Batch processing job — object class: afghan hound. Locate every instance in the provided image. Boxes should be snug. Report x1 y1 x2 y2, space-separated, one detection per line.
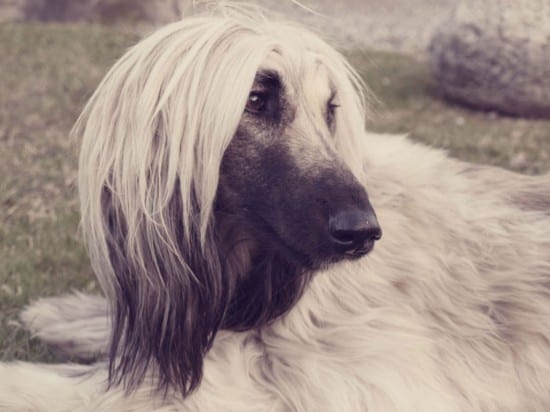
2 9 550 412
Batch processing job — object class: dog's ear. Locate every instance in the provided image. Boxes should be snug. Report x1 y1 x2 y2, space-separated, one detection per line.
101 182 230 396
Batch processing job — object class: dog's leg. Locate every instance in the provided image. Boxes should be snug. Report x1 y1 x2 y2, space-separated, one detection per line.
0 362 178 411
0 333 279 411
21 293 109 359
0 362 104 412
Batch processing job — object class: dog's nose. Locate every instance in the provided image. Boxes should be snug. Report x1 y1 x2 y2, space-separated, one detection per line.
329 209 382 256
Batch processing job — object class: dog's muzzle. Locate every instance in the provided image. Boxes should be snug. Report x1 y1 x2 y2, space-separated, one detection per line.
329 209 382 257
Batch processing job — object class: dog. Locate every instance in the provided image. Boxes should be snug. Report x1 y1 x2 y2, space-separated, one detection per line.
1 9 550 412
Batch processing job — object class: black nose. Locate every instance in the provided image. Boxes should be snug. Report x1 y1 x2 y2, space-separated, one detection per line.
329 209 382 256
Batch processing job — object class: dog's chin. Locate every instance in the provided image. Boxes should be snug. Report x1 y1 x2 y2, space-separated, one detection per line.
309 251 370 272
285 240 376 272
343 239 376 259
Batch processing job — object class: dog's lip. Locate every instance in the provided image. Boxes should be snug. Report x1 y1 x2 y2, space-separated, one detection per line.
343 239 375 258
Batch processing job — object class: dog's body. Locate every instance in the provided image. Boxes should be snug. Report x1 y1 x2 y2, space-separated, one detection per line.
2 10 550 412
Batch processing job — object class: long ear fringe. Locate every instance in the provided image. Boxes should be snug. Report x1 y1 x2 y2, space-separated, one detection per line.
102 183 233 395
75 16 269 395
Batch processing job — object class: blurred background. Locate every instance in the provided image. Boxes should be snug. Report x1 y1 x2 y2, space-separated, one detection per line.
0 0 549 361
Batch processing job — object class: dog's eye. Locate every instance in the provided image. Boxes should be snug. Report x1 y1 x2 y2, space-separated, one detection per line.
246 92 267 114
326 101 339 126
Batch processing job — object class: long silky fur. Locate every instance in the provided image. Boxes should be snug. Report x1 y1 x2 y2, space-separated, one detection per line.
2 10 550 412
72 9 366 396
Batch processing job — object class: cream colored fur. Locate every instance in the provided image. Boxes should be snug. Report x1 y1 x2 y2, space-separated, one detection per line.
1 133 550 411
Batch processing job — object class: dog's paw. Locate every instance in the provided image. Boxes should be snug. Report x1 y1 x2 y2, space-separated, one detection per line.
21 293 109 359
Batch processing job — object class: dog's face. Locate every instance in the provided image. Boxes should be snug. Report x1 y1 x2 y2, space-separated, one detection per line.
78 17 382 397
217 54 381 328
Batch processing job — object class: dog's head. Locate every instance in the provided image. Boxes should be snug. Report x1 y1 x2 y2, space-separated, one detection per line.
76 14 380 396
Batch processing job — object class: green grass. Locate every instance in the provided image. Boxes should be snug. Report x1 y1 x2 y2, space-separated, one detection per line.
0 23 139 361
1 24 549 363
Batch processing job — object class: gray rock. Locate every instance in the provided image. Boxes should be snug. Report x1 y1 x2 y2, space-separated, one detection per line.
0 0 26 23
429 0 550 118
0 0 191 23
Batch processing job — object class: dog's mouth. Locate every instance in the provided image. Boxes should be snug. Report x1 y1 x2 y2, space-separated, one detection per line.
256 225 378 272
344 239 376 258
216 203 381 274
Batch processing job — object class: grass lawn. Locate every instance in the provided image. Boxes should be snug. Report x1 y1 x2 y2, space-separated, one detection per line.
1 23 549 363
